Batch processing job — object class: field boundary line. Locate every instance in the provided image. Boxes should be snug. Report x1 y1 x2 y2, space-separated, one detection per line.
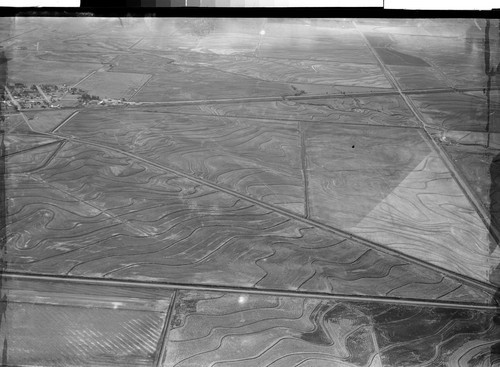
126 86 500 106
71 70 97 88
128 74 154 101
42 132 500 294
352 21 500 249
3 272 497 310
155 290 177 367
52 111 80 133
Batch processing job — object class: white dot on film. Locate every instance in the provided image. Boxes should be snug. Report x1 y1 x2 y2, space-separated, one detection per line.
259 30 266 36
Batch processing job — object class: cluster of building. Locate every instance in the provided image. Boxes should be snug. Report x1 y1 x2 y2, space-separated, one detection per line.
3 83 92 110
5 83 49 109
84 97 132 106
2 82 140 111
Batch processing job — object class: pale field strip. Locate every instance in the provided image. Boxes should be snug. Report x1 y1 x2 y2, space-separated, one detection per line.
353 21 500 251
3 273 498 311
77 71 153 101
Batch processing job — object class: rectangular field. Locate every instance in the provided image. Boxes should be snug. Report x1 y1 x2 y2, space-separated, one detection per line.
77 71 152 100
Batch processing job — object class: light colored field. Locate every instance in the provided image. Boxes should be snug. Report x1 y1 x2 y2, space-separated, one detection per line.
305 123 500 283
2 114 32 134
24 109 77 133
131 64 294 102
3 134 60 155
7 51 100 85
77 71 151 100
114 52 392 97
59 94 80 107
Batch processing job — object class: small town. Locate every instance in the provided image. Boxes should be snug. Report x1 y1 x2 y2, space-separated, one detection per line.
2 82 131 111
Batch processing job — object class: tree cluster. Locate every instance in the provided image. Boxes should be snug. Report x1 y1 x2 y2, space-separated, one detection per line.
79 92 100 102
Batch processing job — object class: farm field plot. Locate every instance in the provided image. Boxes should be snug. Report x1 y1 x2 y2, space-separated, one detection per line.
5 18 144 54
204 58 391 89
5 140 494 304
163 291 380 367
170 53 391 89
443 144 495 211
110 53 176 74
5 51 101 85
304 123 499 284
2 134 60 155
140 94 419 127
1 114 32 134
410 92 500 132
130 63 298 102
130 19 266 54
35 51 116 65
53 35 142 54
58 108 500 285
113 52 393 91
24 109 77 133
122 49 393 103
134 34 260 55
131 36 199 52
387 64 452 90
263 21 359 40
0 25 124 60
362 28 500 89
171 18 265 38
59 110 306 214
59 94 81 107
1 278 173 367
127 61 390 103
257 36 378 64
77 71 152 100
162 290 500 367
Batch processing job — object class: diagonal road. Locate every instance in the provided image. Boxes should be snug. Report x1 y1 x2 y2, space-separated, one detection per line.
353 20 500 260
31 128 499 297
